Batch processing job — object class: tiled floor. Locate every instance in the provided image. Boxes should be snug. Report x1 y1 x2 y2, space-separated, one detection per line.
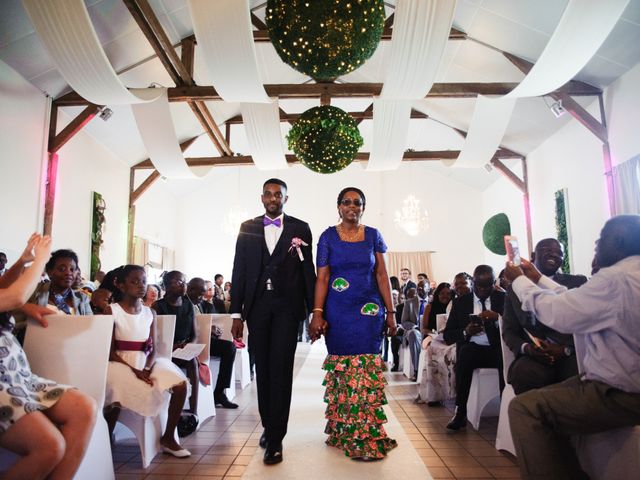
111 345 519 479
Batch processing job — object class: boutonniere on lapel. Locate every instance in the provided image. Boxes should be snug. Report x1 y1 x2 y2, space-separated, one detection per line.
288 237 308 261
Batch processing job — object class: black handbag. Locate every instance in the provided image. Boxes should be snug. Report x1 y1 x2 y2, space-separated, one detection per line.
177 413 198 437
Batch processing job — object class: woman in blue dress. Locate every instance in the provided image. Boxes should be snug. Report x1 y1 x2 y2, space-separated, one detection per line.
310 187 398 460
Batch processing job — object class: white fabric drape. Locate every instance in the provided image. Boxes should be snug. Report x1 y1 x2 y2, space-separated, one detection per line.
454 96 516 168
131 89 202 179
612 155 640 215
187 0 269 103
455 0 629 168
366 100 412 171
380 0 455 100
504 0 630 99
368 0 455 171
241 101 288 170
22 0 161 105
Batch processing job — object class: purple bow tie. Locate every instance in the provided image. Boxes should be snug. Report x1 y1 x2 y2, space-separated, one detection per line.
263 217 282 228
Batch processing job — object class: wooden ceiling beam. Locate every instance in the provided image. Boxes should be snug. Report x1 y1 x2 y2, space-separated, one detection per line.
49 104 102 153
132 149 519 169
130 170 161 205
55 81 601 106
491 157 525 193
250 12 268 31
250 27 466 42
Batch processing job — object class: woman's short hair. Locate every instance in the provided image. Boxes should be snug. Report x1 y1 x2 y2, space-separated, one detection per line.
45 249 79 272
337 187 366 207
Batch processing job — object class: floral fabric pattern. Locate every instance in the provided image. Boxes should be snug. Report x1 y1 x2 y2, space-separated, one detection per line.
322 354 397 458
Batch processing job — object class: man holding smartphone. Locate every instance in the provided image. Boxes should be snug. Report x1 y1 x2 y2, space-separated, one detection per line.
443 265 506 431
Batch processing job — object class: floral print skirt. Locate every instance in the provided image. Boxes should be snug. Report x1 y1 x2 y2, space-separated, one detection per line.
322 354 397 459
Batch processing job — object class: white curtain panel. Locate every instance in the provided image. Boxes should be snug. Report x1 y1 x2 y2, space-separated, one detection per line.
366 99 413 171
188 0 270 103
612 155 640 215
22 0 161 105
504 0 630 99
241 101 288 171
380 0 456 100
131 89 202 179
454 96 516 168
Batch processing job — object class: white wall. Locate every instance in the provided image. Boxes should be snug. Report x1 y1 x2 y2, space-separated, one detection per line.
1 58 130 275
172 161 486 285
0 59 48 260
53 111 130 274
133 176 180 251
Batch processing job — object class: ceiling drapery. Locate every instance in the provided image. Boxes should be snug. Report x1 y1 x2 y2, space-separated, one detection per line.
367 0 456 171
188 0 287 170
22 0 161 105
456 0 630 168
131 89 208 179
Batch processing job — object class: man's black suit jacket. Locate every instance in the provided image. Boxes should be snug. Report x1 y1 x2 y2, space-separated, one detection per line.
502 273 587 355
443 290 506 348
230 214 316 322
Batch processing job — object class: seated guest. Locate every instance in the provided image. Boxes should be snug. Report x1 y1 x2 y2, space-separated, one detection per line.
91 266 121 314
505 215 640 479
186 277 238 408
503 238 587 394
200 280 216 313
223 281 232 303
152 271 199 416
0 234 97 479
444 265 505 430
13 249 92 343
143 283 161 308
104 265 190 458
398 280 429 380
0 251 7 276
447 272 472 315
496 269 510 292
212 274 226 313
399 267 416 296
421 282 452 334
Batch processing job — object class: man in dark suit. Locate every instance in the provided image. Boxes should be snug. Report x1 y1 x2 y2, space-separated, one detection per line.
399 267 417 296
444 265 506 430
503 238 587 394
230 178 316 465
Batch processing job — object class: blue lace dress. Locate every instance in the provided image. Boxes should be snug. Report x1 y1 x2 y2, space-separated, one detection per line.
316 226 397 459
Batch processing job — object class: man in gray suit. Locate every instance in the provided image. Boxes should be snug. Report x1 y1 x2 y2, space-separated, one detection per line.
399 280 428 380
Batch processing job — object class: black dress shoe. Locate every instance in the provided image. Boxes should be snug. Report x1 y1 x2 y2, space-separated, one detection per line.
427 401 443 407
446 410 467 431
214 393 239 409
259 431 267 449
263 443 283 465
391 365 399 372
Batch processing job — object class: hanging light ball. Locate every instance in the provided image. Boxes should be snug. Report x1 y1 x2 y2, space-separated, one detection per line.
287 105 363 174
265 0 385 82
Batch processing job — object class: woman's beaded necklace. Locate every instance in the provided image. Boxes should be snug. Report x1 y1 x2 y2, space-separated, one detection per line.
336 223 364 242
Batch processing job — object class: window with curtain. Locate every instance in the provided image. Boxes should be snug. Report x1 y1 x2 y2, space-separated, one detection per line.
612 155 640 215
132 236 175 284
386 251 434 285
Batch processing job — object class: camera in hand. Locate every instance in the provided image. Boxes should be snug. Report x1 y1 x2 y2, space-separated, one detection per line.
469 314 482 326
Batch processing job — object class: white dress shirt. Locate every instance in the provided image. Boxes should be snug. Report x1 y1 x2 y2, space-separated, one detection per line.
264 214 284 255
512 255 640 393
469 293 491 346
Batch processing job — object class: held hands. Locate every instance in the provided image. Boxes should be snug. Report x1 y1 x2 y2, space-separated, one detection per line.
231 318 244 341
309 313 328 343
19 233 52 266
524 343 554 365
465 322 484 337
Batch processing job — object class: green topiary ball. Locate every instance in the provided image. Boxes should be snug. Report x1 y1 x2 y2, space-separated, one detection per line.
287 105 363 174
483 213 511 255
265 0 385 82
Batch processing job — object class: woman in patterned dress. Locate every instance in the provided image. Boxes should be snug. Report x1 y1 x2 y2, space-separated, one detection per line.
0 234 97 480
309 187 398 460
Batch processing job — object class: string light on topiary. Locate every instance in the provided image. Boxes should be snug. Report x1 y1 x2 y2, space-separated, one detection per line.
287 105 363 174
265 0 385 81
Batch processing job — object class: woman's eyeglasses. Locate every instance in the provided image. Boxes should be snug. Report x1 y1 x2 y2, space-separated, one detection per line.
340 199 363 207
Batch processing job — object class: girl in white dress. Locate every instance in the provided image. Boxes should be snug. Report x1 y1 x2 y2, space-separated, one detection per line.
104 265 190 458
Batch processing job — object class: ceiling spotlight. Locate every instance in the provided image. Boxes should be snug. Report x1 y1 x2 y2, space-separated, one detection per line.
99 107 113 122
549 99 566 118
484 163 493 173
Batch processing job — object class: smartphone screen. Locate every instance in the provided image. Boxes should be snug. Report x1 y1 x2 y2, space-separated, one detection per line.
504 235 521 266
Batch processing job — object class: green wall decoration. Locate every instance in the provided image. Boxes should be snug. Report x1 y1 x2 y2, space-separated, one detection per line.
265 0 385 82
287 105 363 174
554 189 571 273
90 192 106 280
482 213 511 255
